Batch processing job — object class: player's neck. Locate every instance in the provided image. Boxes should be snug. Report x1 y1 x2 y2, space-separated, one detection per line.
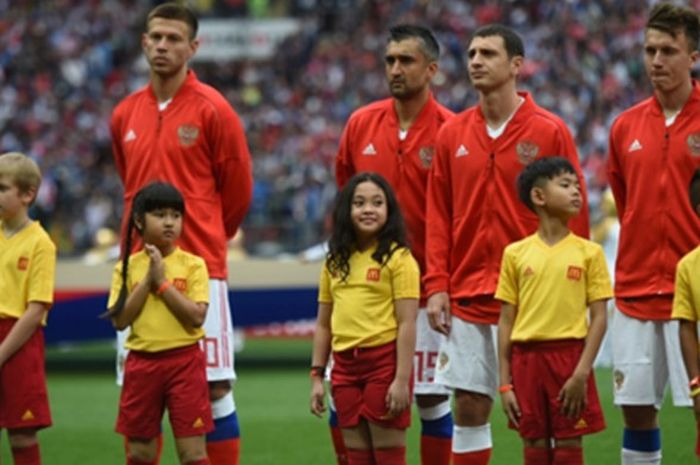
2 212 31 238
479 85 521 128
394 89 430 131
536 215 570 246
655 80 693 117
150 67 189 103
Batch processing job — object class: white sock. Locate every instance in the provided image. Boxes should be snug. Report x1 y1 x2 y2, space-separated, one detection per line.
453 424 492 453
211 393 236 419
622 448 662 465
417 400 452 421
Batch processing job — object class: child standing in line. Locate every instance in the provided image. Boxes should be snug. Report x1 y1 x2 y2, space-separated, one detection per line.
495 157 613 465
673 168 700 463
310 172 419 465
0 152 56 465
106 182 212 465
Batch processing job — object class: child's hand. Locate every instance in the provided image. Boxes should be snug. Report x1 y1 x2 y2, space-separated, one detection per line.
309 378 326 418
500 390 521 427
144 244 165 289
383 378 411 419
558 373 587 419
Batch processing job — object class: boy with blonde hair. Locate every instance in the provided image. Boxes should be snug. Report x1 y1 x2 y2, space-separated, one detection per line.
0 152 56 465
496 157 612 465
673 167 700 462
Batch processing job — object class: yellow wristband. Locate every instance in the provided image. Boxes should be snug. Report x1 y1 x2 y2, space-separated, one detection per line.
690 386 700 398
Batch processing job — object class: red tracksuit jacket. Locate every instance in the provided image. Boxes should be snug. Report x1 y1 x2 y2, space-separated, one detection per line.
111 70 253 279
425 92 590 324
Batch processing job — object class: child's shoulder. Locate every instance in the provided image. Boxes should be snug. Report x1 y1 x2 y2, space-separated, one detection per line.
388 244 415 261
567 233 605 255
171 247 207 267
32 221 56 247
503 233 539 254
679 244 700 269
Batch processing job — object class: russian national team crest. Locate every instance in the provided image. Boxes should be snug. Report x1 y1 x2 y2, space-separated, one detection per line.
516 140 540 165
687 132 700 157
418 146 435 168
178 124 200 147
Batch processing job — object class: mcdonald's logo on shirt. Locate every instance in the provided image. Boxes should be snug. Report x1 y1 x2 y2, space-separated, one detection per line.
567 266 583 281
17 257 29 271
366 268 381 282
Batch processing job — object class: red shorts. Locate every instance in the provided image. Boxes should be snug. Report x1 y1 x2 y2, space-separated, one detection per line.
510 339 605 439
117 343 213 438
331 342 412 430
0 318 51 430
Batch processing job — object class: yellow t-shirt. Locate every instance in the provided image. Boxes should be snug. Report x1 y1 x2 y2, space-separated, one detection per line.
495 233 613 342
318 245 420 352
0 220 56 325
108 247 209 352
672 245 700 325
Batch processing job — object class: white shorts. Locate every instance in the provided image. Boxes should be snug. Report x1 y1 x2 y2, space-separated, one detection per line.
414 308 450 395
116 278 237 385
611 308 691 408
434 317 498 398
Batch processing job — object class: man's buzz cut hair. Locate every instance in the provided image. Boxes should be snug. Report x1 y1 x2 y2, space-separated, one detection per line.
472 23 525 59
147 2 198 40
388 24 440 62
0 152 42 195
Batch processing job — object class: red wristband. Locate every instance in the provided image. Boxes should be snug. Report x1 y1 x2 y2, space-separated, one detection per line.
310 366 325 379
156 281 171 296
498 384 513 393
690 376 700 390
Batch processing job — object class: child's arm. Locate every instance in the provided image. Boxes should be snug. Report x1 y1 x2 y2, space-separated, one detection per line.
498 302 521 426
146 244 207 327
558 298 607 418
679 319 700 417
310 302 332 417
385 297 418 418
111 279 150 330
0 302 48 367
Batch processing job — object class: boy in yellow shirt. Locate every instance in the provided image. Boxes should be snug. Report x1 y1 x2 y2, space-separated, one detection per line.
496 156 613 465
673 167 700 461
0 152 56 465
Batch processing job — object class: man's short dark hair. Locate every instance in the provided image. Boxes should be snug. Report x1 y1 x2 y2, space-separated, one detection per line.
517 157 577 212
647 2 700 53
690 168 700 212
472 24 524 59
147 2 198 40
388 24 440 62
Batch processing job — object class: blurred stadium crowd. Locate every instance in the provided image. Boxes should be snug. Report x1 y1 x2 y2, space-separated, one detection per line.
1 0 698 257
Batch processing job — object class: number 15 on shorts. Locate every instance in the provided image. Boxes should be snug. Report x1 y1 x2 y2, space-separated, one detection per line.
414 351 438 383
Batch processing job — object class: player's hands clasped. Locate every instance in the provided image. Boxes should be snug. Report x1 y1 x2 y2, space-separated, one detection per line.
427 292 451 336
558 373 587 419
144 243 166 291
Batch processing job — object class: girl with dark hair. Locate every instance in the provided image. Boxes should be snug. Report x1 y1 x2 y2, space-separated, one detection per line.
310 172 419 465
106 181 213 465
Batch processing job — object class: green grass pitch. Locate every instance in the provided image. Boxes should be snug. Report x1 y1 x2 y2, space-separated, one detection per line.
1 339 696 464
